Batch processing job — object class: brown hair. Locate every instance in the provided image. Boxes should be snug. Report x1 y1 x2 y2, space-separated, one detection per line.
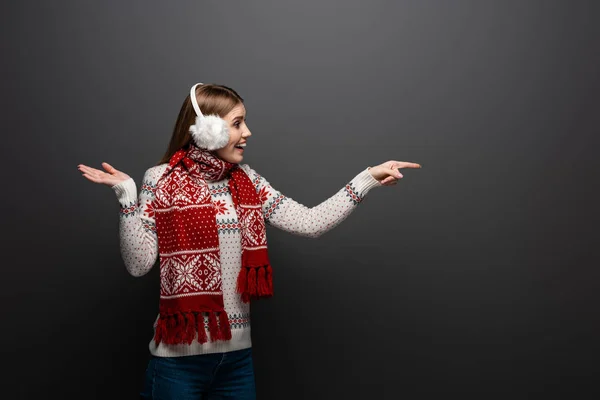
157 84 244 165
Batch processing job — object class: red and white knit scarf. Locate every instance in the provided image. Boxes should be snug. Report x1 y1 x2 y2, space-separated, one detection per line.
151 144 273 345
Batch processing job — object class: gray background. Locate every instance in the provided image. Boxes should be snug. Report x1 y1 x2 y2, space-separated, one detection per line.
2 0 599 398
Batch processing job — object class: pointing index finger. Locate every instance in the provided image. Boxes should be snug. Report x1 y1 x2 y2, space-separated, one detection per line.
394 161 421 169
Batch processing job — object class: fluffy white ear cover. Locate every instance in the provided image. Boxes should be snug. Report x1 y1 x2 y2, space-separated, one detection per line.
189 115 230 150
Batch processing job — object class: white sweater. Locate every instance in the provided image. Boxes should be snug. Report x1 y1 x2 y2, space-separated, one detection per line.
112 163 382 357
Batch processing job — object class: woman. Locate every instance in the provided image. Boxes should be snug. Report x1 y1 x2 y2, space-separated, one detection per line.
78 83 421 399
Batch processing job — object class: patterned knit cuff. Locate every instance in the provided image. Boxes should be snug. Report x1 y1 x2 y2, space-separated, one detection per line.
111 178 138 207
351 168 382 196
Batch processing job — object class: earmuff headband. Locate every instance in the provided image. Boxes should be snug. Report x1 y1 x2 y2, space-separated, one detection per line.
188 82 230 151
190 82 204 118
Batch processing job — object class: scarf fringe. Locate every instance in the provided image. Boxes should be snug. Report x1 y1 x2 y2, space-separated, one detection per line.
153 311 232 345
196 312 208 344
208 312 221 341
185 313 196 344
236 265 274 303
236 267 247 296
218 311 232 340
248 268 257 297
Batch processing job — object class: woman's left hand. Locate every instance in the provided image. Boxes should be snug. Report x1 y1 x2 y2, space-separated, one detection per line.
368 160 422 186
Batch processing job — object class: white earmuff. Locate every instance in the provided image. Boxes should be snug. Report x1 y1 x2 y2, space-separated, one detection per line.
189 83 230 150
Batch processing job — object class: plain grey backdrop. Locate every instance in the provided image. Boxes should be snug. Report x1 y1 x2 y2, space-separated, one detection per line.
2 0 599 398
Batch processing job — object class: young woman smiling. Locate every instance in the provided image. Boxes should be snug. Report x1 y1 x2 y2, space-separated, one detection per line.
78 83 421 399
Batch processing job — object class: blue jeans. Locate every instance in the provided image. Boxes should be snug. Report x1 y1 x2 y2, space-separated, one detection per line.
140 348 256 399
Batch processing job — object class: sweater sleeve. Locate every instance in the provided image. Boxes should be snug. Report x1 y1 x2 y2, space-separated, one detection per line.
239 164 382 238
111 165 165 277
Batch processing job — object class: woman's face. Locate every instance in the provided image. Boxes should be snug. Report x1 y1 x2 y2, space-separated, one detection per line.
214 103 251 164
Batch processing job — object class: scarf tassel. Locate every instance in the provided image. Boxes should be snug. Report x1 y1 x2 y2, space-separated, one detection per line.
196 312 208 344
236 265 274 303
165 314 176 345
207 311 231 341
155 311 226 345
174 312 186 343
257 265 269 296
218 311 232 341
248 267 258 297
208 312 221 341
236 266 248 295
184 313 196 345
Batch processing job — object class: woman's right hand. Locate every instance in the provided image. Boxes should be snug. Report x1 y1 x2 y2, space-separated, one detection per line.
77 162 131 187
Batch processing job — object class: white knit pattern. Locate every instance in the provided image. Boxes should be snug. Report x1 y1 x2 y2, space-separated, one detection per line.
111 163 382 356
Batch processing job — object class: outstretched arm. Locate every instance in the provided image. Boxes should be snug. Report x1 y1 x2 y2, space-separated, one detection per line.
240 164 383 238
111 166 165 276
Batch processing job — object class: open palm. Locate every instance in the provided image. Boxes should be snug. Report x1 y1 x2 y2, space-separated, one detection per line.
77 162 131 187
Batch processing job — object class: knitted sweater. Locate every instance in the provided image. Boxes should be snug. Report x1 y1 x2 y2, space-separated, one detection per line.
112 163 382 357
